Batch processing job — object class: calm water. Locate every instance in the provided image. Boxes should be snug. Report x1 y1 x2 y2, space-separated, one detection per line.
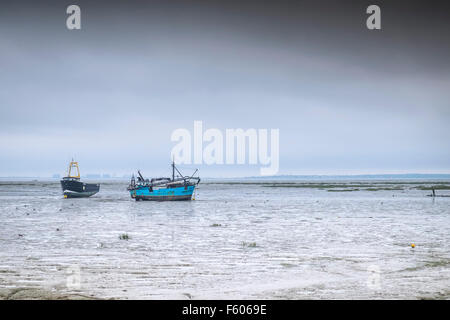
0 180 449 299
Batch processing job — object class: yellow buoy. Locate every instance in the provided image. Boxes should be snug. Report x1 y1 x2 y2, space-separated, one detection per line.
411 243 415 248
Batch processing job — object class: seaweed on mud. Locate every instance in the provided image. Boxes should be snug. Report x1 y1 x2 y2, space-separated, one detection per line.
0 287 97 300
424 259 450 268
364 187 404 191
206 180 450 185
263 184 368 189
210 223 222 227
415 185 450 190
206 181 450 194
242 241 257 248
119 233 130 240
280 263 296 268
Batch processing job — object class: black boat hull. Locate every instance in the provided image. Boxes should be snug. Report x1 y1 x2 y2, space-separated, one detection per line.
60 179 100 198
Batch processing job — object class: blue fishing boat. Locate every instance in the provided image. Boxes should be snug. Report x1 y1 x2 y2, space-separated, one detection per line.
127 161 200 201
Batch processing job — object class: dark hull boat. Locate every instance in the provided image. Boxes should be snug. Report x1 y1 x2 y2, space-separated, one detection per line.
60 161 100 198
61 178 100 198
127 160 200 201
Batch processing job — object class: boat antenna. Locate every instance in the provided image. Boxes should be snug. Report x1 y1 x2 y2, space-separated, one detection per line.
174 162 185 180
186 169 198 181
137 170 145 181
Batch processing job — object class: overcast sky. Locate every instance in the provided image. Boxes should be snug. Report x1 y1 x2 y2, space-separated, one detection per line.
1 0 449 177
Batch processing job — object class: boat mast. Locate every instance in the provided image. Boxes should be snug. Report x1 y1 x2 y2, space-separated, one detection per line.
172 158 175 181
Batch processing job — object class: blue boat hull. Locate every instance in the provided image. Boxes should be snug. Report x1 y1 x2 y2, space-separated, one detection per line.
130 185 195 201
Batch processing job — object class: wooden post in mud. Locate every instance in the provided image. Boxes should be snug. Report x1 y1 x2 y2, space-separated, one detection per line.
432 188 436 197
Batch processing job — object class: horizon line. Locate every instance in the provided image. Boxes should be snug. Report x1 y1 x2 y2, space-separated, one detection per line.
2 173 450 180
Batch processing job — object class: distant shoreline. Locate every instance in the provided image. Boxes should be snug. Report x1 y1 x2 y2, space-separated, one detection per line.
1 173 450 182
